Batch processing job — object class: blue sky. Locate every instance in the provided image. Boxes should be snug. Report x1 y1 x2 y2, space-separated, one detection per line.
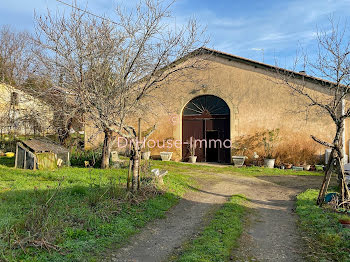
1 0 350 70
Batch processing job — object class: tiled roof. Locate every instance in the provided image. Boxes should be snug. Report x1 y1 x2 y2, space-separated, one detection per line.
193 47 335 87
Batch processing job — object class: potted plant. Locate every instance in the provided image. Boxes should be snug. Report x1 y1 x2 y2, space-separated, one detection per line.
142 144 151 160
263 129 279 168
232 146 247 167
140 126 156 161
283 163 293 169
160 151 172 161
188 137 197 163
160 137 173 161
302 162 311 171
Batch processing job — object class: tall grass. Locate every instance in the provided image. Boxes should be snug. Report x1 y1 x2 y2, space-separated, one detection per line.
296 190 350 261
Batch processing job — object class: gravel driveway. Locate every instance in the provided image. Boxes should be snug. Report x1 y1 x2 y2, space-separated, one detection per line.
104 173 325 262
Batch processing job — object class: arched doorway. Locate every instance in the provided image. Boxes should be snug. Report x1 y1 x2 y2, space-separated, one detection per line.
182 95 230 163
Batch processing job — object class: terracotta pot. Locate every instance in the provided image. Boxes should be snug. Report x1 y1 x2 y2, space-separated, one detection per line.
339 219 350 229
339 219 350 225
284 163 292 169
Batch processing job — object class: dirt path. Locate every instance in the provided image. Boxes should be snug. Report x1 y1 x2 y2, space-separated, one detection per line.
104 173 325 262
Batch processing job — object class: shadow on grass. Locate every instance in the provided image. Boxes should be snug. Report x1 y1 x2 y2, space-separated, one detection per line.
255 175 337 191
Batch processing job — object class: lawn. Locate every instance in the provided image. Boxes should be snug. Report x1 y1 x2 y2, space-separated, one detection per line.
171 195 248 262
0 162 195 261
296 190 350 261
0 157 323 261
152 160 322 177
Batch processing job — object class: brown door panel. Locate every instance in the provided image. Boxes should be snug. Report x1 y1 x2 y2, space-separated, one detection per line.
182 119 205 162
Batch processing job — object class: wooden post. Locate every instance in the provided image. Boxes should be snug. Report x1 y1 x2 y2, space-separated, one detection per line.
127 159 132 190
14 143 18 168
138 118 141 190
23 148 27 170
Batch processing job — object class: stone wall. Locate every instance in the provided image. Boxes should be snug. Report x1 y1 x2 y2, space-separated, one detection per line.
85 54 348 163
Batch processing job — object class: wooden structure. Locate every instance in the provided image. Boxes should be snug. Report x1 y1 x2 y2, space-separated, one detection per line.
15 139 70 170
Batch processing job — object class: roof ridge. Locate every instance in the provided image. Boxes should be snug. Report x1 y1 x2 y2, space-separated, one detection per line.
196 47 335 87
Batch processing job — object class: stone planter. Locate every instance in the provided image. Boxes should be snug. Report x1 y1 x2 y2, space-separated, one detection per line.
303 164 311 171
264 158 275 168
189 156 197 163
142 151 151 160
232 156 246 167
160 152 173 161
110 151 119 162
292 166 304 171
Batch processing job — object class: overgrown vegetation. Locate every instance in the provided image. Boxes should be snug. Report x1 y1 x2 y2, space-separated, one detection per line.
0 163 195 261
70 149 102 167
296 190 350 261
172 195 248 262
233 131 321 166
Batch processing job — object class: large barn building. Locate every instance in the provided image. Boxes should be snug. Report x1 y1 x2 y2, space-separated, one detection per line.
85 48 348 164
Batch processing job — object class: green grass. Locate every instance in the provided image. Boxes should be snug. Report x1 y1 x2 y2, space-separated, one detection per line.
172 195 248 262
0 164 195 261
0 158 323 261
0 156 15 167
152 160 322 177
296 190 350 262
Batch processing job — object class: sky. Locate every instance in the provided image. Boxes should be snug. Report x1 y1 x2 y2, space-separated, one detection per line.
1 0 350 71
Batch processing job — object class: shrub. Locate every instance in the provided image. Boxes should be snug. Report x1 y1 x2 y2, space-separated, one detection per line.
233 130 321 165
70 149 102 167
274 141 320 165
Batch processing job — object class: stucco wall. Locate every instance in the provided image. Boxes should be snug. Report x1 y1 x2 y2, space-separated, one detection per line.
0 84 53 135
85 55 346 163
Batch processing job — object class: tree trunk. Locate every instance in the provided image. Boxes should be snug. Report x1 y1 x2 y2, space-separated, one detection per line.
127 159 132 190
317 120 346 206
336 156 350 207
131 153 139 192
317 149 335 205
101 129 113 169
138 151 141 190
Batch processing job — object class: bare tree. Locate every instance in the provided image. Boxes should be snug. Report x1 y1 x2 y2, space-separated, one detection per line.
0 26 56 139
0 25 33 86
34 0 206 189
275 19 350 207
22 76 79 145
